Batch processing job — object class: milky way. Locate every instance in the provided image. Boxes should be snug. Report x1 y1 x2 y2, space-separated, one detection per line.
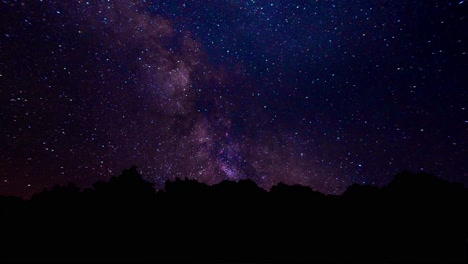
0 0 466 197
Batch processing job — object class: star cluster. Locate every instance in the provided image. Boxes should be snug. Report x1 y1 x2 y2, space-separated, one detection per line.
0 0 466 197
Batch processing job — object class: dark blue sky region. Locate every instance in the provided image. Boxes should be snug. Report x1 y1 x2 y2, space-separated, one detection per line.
0 0 466 197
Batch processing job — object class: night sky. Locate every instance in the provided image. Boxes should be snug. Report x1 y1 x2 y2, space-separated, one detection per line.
0 0 466 197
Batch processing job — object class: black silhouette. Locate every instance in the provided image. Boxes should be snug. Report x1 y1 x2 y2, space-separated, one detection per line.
0 168 466 263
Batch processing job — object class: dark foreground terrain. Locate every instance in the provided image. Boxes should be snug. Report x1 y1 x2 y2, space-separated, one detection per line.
1 167 467 263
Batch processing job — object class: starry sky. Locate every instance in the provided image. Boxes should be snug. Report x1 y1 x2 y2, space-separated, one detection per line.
0 0 466 197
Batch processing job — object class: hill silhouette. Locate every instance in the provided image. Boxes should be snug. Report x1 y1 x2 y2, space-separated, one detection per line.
0 168 467 263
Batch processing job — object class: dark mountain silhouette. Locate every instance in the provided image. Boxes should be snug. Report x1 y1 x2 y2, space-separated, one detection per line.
0 167 466 263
